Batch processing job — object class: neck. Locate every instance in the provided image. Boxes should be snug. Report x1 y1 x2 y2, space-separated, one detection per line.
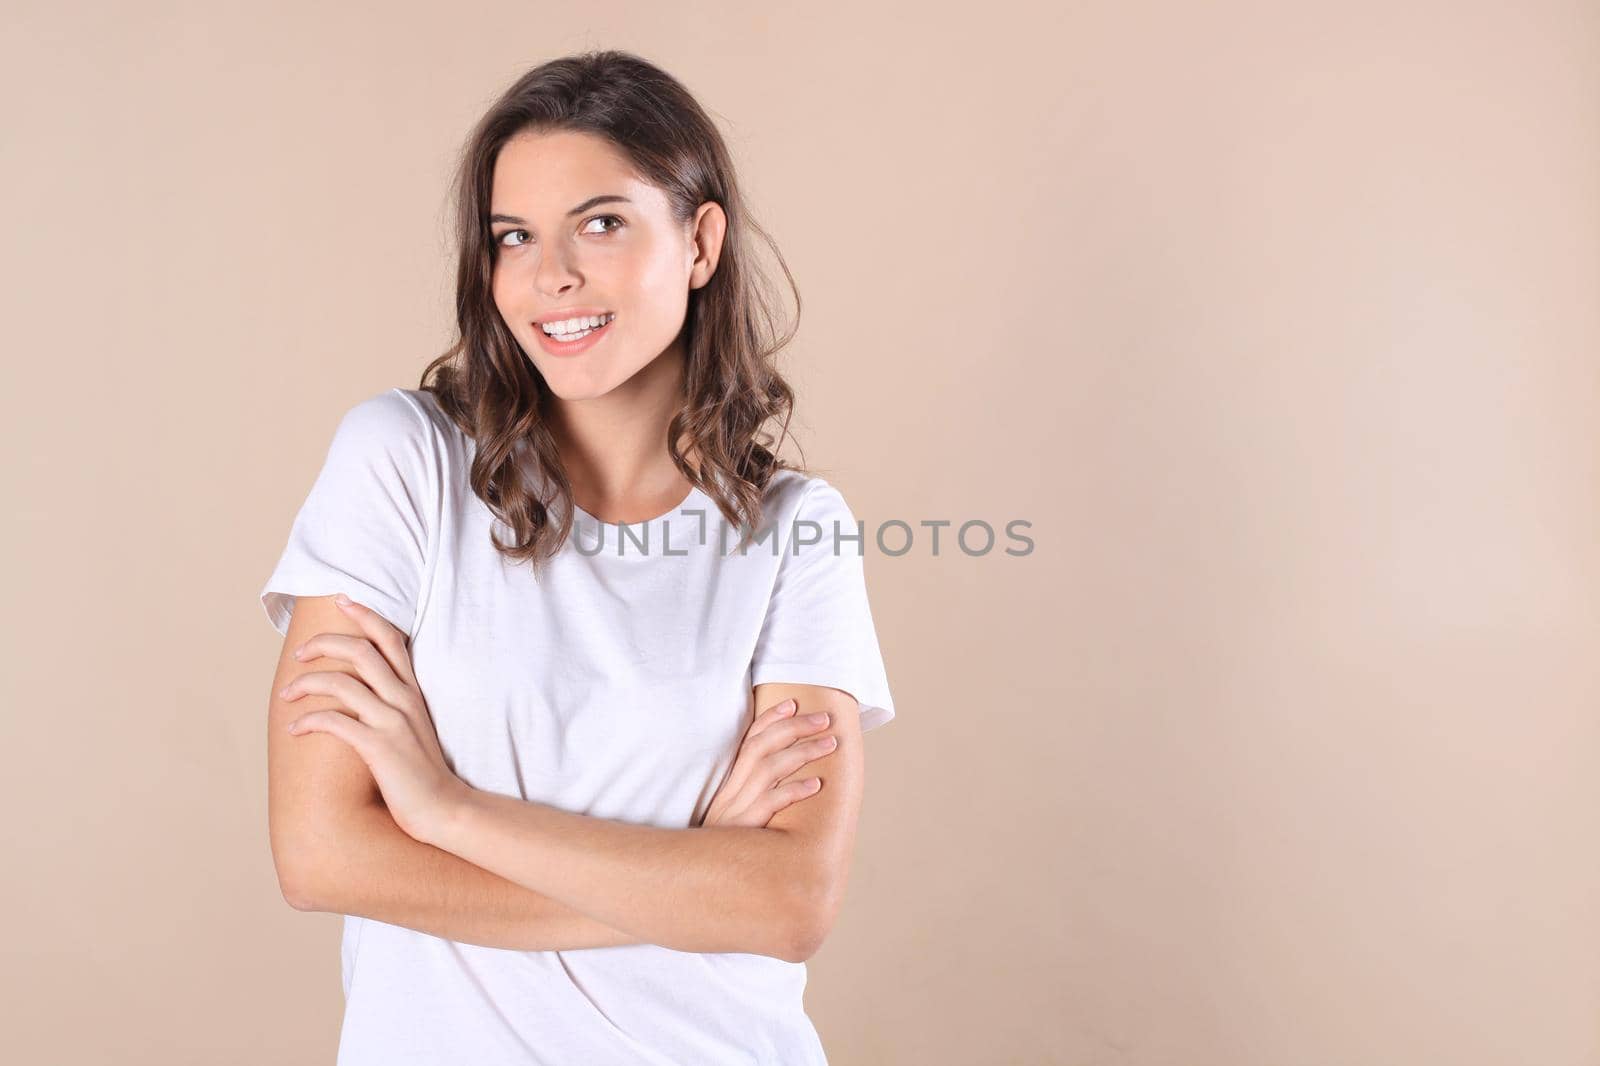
544 343 699 514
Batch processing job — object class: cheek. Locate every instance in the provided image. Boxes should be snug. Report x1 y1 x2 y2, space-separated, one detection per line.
625 251 692 323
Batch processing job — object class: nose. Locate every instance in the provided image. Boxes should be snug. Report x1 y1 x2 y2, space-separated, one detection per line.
533 239 582 297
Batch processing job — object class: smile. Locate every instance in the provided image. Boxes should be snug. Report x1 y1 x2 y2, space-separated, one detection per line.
534 313 615 357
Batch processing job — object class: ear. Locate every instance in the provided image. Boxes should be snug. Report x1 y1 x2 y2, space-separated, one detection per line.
688 200 728 290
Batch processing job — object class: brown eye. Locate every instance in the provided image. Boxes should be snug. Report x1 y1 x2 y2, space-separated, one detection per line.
584 215 624 235
495 229 530 248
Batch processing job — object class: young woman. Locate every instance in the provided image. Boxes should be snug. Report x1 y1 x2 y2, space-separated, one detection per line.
259 50 896 1065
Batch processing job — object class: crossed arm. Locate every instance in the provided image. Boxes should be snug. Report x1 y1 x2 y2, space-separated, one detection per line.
266 595 865 963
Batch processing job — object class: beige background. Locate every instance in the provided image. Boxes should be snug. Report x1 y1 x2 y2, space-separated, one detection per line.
3 2 1596 1063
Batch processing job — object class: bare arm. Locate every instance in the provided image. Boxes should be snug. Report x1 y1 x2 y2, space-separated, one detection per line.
293 799 642 951
423 681 867 964
267 594 637 951
429 794 809 961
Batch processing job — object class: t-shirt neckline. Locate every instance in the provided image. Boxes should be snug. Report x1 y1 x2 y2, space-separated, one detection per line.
571 483 708 529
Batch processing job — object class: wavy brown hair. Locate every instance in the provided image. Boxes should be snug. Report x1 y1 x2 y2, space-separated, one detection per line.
417 50 808 571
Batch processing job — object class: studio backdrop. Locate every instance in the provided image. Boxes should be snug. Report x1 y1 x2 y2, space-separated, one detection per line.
2 3 1596 1064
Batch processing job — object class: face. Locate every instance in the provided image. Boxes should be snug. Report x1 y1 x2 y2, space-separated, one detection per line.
488 129 723 402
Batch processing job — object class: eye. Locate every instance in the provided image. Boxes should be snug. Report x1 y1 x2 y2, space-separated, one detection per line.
583 214 624 235
493 216 622 248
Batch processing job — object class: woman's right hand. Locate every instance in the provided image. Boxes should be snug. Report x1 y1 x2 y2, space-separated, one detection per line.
700 698 838 828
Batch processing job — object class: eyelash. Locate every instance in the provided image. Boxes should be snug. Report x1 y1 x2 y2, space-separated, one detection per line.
494 215 624 248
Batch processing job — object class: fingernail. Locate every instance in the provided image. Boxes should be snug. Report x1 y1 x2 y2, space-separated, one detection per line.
808 712 828 724
292 644 305 659
781 700 797 714
278 685 292 699
335 593 353 607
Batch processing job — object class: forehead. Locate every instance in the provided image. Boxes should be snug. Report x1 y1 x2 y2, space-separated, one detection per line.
490 130 652 212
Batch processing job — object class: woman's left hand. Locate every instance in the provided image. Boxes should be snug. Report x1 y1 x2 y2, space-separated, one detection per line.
279 593 471 846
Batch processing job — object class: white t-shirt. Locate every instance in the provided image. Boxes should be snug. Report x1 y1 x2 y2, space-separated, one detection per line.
259 386 896 1066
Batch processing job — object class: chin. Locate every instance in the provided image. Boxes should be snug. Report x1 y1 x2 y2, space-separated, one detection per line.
536 368 623 402
547 385 612 402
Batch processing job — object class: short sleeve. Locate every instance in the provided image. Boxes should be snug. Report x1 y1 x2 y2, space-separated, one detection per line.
750 479 897 732
259 389 438 639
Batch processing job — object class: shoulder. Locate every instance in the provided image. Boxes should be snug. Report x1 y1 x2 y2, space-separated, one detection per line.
763 470 857 521
758 470 863 552
391 386 457 442
758 469 823 521
312 388 444 498
324 387 447 467
331 387 435 447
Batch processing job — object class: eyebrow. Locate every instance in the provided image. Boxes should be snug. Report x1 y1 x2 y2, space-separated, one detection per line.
489 195 633 226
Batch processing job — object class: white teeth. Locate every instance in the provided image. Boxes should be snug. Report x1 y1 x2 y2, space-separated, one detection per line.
541 312 613 336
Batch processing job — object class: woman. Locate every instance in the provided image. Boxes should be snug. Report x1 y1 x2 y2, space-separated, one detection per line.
259 50 896 1065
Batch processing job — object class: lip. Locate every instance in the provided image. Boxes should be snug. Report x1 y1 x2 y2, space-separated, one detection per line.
533 312 615 358
533 307 613 325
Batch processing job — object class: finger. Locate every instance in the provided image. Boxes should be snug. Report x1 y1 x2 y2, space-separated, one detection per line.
294 632 413 708
334 594 418 686
722 707 826 811
770 711 832 747
745 698 798 740
719 701 808 807
722 731 833 818
756 777 823 825
777 777 823 800
761 734 839 781
746 710 831 762
287 708 376 759
727 699 799 776
278 670 406 731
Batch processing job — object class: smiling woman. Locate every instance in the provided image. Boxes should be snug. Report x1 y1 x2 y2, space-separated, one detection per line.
259 49 897 1066
428 66 811 557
